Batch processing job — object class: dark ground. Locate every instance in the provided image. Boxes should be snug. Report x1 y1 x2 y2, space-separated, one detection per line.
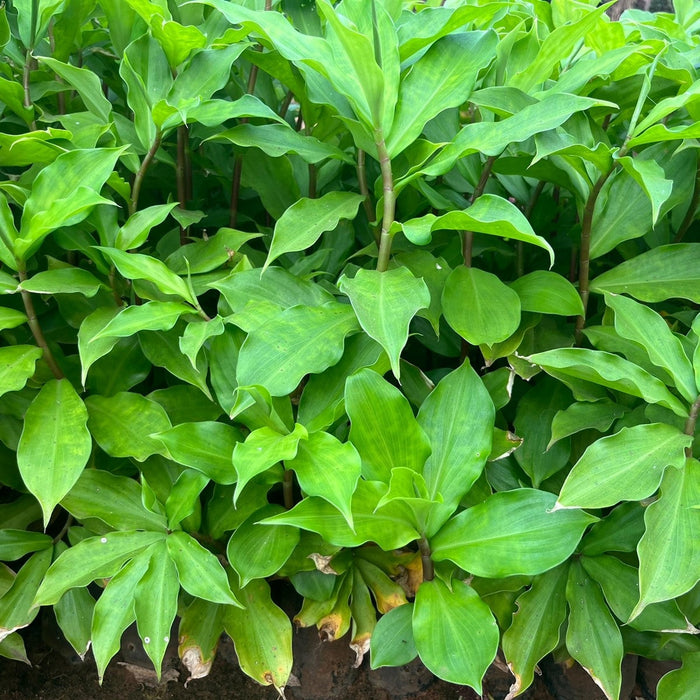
0 608 674 700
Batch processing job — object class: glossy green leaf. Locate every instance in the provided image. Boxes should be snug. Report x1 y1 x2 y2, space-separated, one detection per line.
502 564 569 698
443 266 521 346
0 530 52 560
528 348 689 418
656 652 700 700
233 423 307 501
431 489 596 577
346 368 431 482
165 469 208 529
557 424 691 510
134 540 179 679
398 195 554 265
18 268 106 297
93 301 194 340
54 583 95 660
0 632 29 664
265 192 364 270
509 271 584 316
605 293 697 403
166 531 240 606
0 308 25 332
34 531 165 606
226 505 299 587
62 469 167 532
260 480 419 550
153 421 241 483
86 392 172 462
115 203 178 251
590 244 700 304
91 550 151 682
17 379 91 527
237 303 359 397
549 400 624 447
0 548 52 642
634 460 700 618
339 268 429 379
617 156 673 227
370 603 417 669
566 560 623 700
580 502 646 557
287 431 361 528
223 578 292 691
0 346 42 398
413 579 499 692
417 362 494 507
179 316 225 369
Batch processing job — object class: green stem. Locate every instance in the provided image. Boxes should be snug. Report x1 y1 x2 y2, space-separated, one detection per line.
375 134 395 272
462 155 498 267
418 536 434 582
130 131 162 216
18 265 64 379
684 396 700 458
674 158 700 243
283 467 294 510
575 168 614 344
22 51 37 131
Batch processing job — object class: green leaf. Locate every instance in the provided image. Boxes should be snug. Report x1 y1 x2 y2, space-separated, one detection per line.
166 530 240 606
115 203 178 251
233 424 307 501
91 550 151 682
134 540 179 679
167 229 261 275
431 489 596 577
93 302 194 340
178 316 225 370
223 578 292 691
370 603 417 669
398 195 554 265
86 392 172 462
346 368 431 483
61 469 168 532
54 583 95 660
237 303 360 397
339 268 429 379
37 56 113 122
149 17 206 70
416 362 494 508
97 247 195 304
590 244 700 304
556 424 692 510
265 192 364 271
226 505 299 587
387 30 497 156
509 271 584 316
566 560 623 700
443 267 521 346
502 564 569 698
17 379 91 527
656 652 700 700
0 530 52 560
165 469 208 529
178 597 223 680
34 531 165 606
549 400 624 447
153 421 242 483
633 460 700 618
0 548 52 641
581 502 646 557
17 148 123 261
413 579 498 692
0 346 42 398
605 293 697 403
260 480 419 550
287 431 361 528
18 267 106 297
617 156 673 227
528 348 689 418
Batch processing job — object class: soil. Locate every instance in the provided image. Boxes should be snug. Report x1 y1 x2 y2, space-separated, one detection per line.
0 609 673 700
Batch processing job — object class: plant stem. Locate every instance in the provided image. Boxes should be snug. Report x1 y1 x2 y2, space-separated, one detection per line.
684 396 700 458
18 266 64 379
418 536 434 582
283 467 294 510
462 155 498 267
279 90 294 119
516 180 546 277
575 168 614 344
375 134 395 272
673 158 700 243
22 51 37 131
130 131 162 216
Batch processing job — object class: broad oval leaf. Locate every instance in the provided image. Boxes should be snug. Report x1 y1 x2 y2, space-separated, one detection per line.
443 266 521 346
557 424 692 510
115 203 178 250
93 301 194 340
18 268 106 297
431 489 596 577
370 603 417 670
509 271 584 316
17 379 92 527
0 346 42 397
656 652 700 700
413 579 498 692
339 268 430 379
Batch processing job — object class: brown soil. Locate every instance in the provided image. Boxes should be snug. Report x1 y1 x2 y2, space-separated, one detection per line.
0 610 670 700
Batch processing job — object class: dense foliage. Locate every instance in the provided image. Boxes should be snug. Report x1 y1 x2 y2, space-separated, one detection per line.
1 0 699 697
